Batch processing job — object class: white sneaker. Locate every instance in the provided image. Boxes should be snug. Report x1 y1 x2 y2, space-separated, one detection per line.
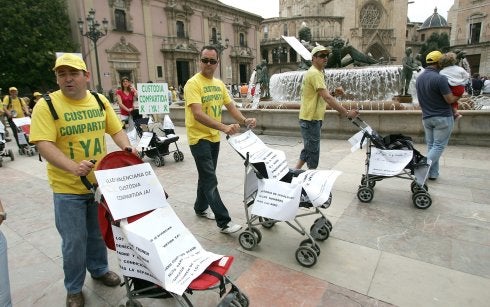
220 222 242 234
196 208 215 220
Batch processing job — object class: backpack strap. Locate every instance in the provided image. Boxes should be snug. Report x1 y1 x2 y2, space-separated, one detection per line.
43 94 59 120
90 91 106 112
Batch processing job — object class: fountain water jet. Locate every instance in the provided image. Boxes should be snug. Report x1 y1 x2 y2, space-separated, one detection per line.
269 65 404 104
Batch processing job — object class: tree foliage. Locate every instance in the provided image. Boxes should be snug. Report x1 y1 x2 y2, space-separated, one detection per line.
419 32 451 66
0 0 77 95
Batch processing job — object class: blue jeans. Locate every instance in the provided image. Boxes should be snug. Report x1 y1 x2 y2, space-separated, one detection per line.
422 116 454 178
0 230 12 307
299 120 322 169
54 193 109 294
190 140 231 228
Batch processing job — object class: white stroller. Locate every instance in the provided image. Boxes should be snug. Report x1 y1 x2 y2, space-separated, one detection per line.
0 121 15 166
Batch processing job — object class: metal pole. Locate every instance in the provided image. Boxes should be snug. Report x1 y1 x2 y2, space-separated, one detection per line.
93 40 102 93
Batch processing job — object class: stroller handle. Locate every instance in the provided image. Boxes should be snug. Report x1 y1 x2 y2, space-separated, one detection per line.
81 159 97 192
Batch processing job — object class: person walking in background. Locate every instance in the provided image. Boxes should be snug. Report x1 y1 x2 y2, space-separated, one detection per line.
415 51 460 181
29 53 137 307
116 76 138 129
184 45 256 234
295 45 358 170
439 52 470 120
0 199 12 307
2 87 30 150
29 91 43 113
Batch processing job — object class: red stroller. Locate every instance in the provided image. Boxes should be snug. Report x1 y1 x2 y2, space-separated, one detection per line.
86 150 249 307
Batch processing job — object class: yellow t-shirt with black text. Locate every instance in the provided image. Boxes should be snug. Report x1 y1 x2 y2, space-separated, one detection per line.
184 73 231 145
2 96 27 118
29 90 123 194
299 66 327 121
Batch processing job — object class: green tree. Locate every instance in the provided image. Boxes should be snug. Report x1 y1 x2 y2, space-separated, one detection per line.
0 0 77 95
419 32 450 66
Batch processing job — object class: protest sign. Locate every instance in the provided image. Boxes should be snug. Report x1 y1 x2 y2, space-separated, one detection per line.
138 132 153 149
294 170 341 206
94 163 168 220
137 83 169 115
121 206 223 295
251 179 302 221
368 148 413 176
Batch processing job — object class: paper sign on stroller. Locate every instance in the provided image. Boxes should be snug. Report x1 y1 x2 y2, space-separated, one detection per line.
294 170 342 207
368 148 413 176
121 206 223 295
252 179 302 221
228 130 289 179
95 163 168 220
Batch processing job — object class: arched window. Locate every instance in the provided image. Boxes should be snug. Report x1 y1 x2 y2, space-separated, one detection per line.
239 33 245 47
177 21 185 38
115 9 127 31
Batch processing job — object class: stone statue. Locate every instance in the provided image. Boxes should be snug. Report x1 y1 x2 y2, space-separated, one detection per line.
455 50 471 76
298 22 312 43
256 59 270 99
326 38 378 68
400 47 420 96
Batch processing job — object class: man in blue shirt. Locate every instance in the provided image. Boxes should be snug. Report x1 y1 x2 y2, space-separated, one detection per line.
415 51 459 180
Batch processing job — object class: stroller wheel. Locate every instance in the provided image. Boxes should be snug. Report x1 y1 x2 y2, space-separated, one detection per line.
361 175 376 188
295 246 318 267
258 216 275 229
357 187 374 203
247 226 262 244
8 149 14 161
173 151 180 162
411 181 429 193
310 222 330 241
238 231 258 250
153 156 165 167
299 239 321 256
125 299 143 307
412 192 432 209
178 151 184 161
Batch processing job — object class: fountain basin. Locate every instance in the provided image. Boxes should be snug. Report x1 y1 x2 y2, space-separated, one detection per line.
169 106 490 146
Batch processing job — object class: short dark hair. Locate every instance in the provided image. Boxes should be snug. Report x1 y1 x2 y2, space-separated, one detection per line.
200 45 219 60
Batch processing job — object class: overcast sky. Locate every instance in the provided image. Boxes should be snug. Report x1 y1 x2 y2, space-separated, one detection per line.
219 0 454 23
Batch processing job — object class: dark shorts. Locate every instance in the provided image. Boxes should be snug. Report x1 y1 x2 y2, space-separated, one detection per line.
299 119 322 169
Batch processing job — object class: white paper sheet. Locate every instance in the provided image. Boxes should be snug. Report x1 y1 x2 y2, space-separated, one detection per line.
294 170 342 206
95 163 168 220
251 179 302 221
228 130 289 179
368 148 414 176
12 117 31 127
138 132 153 148
122 207 223 295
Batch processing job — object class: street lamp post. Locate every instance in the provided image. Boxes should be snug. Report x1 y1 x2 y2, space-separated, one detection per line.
210 32 229 79
77 8 108 93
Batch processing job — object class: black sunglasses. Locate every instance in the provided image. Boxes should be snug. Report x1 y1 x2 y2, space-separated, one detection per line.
201 58 218 65
316 53 329 59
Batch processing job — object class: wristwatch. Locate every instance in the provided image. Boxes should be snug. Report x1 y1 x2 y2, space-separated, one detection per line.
0 212 6 221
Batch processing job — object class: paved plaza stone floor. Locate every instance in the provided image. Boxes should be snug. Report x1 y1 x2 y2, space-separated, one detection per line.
1 125 490 307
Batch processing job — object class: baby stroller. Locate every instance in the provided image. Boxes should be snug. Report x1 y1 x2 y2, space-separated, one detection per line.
12 116 36 156
0 121 15 167
350 117 432 209
228 131 336 268
133 116 184 167
83 150 248 307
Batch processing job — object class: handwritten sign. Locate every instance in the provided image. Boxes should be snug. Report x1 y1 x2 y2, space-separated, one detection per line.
228 130 289 179
368 148 413 176
251 179 302 221
94 163 168 220
294 170 341 207
121 206 223 295
137 83 169 115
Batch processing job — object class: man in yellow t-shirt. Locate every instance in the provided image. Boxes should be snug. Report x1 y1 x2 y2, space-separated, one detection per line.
184 45 256 234
295 45 359 170
29 53 137 307
2 87 30 149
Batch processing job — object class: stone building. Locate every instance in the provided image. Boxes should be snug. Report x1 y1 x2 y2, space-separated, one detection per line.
406 8 451 59
448 0 490 76
261 0 408 75
66 0 263 94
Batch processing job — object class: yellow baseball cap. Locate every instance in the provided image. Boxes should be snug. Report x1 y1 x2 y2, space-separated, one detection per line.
33 91 42 97
9 87 18 92
426 51 443 64
53 53 87 71
311 45 330 57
